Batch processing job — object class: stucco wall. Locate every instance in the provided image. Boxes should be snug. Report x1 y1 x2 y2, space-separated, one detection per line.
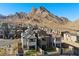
64 33 77 42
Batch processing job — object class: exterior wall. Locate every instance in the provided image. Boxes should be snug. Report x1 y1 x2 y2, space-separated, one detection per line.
69 46 74 55
51 38 54 47
56 37 61 44
41 38 47 45
21 32 37 50
53 37 61 48
40 40 47 45
38 36 54 50
21 33 26 48
64 33 71 40
70 36 77 42
27 38 37 50
27 42 36 46
38 37 49 49
64 33 77 42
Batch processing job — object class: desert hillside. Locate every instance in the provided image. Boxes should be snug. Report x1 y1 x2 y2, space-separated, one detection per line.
0 6 70 31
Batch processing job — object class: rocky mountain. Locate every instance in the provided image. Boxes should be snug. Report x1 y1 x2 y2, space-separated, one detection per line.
27 7 70 24
64 19 79 31
60 17 69 24
0 6 70 30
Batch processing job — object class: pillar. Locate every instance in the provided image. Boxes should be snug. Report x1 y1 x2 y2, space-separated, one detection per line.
69 46 74 55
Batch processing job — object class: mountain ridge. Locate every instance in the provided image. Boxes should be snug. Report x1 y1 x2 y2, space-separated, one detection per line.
0 6 70 31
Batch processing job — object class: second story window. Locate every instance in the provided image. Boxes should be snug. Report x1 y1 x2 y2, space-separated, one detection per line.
42 38 46 41
29 39 35 42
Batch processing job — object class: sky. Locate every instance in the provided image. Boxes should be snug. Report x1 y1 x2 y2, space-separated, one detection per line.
0 3 79 21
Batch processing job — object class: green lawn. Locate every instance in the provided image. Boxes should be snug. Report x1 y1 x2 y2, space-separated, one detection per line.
25 50 37 56
44 47 56 52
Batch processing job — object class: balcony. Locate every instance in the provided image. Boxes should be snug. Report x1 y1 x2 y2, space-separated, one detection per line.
27 42 36 46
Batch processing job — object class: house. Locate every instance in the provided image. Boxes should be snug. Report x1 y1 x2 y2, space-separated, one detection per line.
37 29 53 50
53 36 62 48
62 31 79 42
21 27 37 50
61 31 79 55
1 23 9 39
21 26 60 53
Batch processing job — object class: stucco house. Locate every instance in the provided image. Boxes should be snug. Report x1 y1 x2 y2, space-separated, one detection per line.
21 27 37 50
62 31 79 42
61 31 79 55
37 29 53 50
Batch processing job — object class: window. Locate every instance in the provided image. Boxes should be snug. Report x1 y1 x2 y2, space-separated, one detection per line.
30 39 33 41
42 38 46 41
29 46 35 50
29 39 35 42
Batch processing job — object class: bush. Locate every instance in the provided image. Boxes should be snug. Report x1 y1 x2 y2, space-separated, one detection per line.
25 50 37 56
44 47 56 52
